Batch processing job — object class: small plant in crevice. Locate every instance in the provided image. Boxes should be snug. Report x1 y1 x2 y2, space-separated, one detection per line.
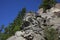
44 26 59 40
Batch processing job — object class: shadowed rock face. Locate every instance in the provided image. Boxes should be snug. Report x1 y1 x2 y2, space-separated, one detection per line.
7 5 60 40
21 21 30 30
54 11 60 17
55 3 60 9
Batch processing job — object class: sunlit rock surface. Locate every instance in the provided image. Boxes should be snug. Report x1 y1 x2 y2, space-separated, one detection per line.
7 4 60 40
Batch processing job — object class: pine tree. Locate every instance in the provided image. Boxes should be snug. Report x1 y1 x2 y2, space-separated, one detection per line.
39 0 56 13
0 25 4 33
0 8 26 40
44 26 59 40
0 25 5 40
4 8 26 34
12 7 26 33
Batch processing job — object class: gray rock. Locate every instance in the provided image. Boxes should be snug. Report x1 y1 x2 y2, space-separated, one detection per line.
7 7 60 40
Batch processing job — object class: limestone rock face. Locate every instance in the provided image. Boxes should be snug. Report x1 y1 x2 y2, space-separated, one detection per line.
55 3 60 9
7 5 60 40
37 8 43 14
7 31 26 40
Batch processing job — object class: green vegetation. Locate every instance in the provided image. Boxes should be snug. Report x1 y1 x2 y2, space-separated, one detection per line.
0 8 26 40
39 0 56 13
0 0 58 40
44 26 59 40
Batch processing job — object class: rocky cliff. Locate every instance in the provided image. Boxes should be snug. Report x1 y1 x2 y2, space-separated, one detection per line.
7 4 60 40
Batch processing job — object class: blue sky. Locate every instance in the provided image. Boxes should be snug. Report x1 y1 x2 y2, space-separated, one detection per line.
0 0 60 27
